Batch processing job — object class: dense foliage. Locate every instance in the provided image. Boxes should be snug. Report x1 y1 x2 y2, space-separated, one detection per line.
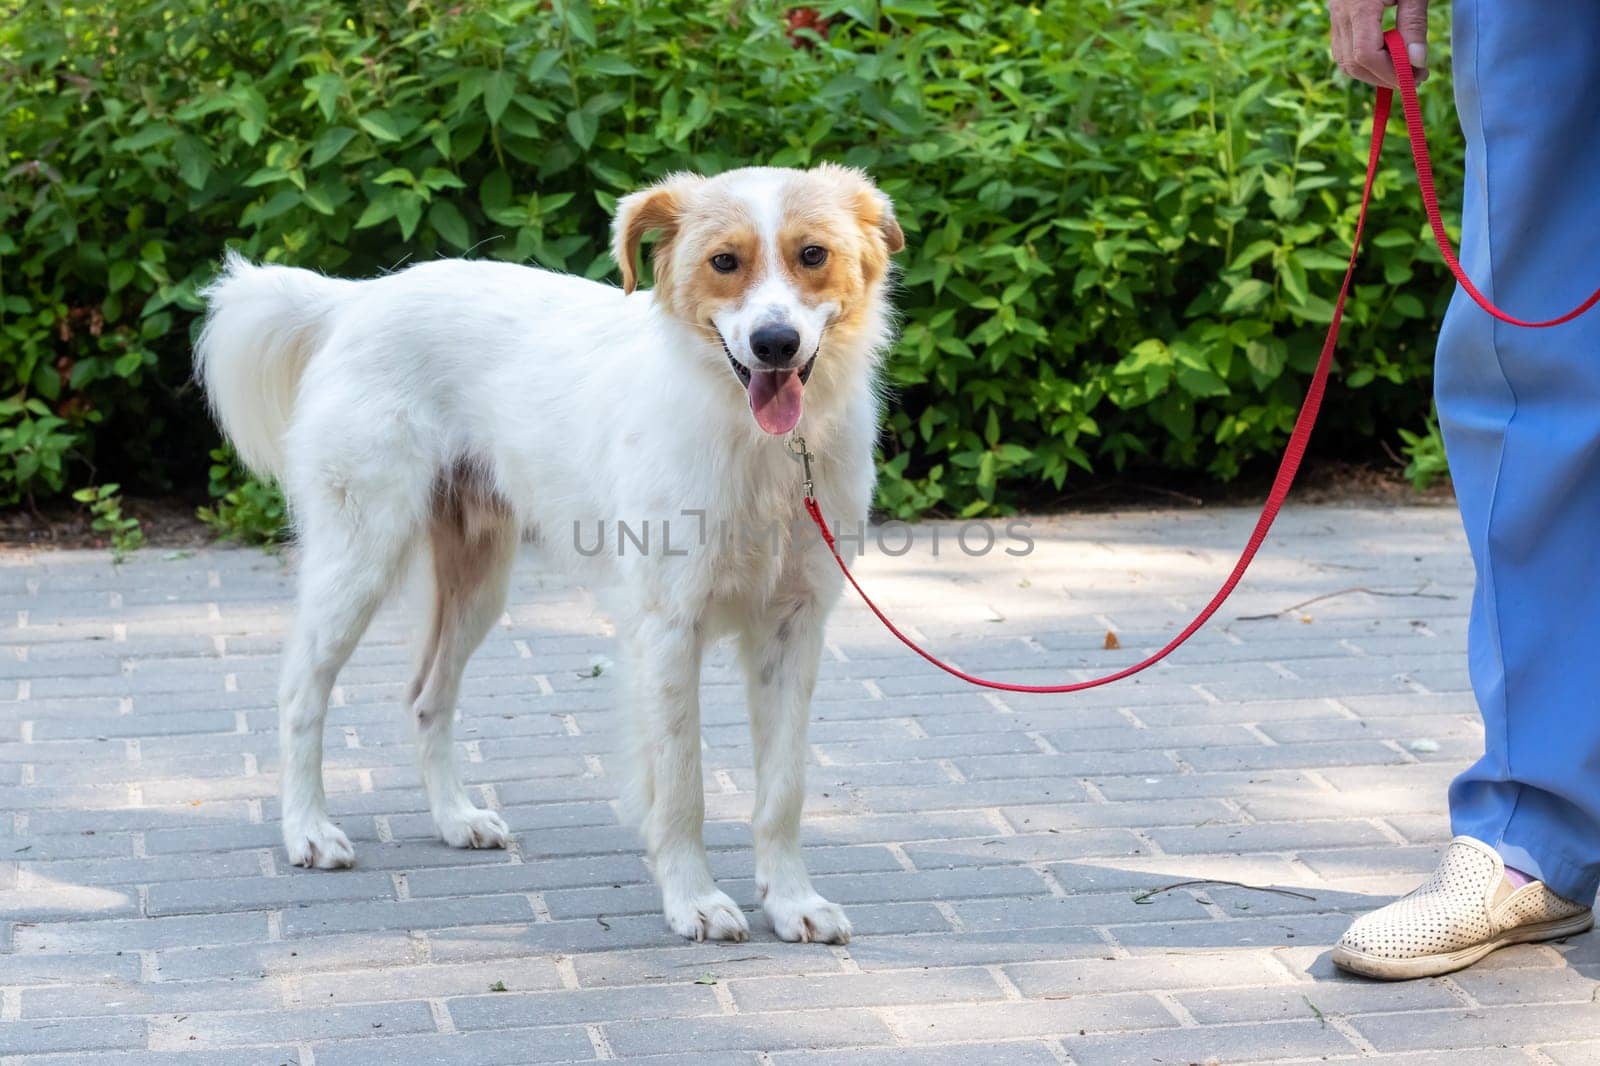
1 0 1460 527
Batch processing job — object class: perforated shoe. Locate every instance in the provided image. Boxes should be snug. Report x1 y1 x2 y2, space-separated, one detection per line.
1332 836 1592 980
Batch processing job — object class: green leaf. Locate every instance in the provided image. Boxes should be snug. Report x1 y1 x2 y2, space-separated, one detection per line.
582 55 639 77
358 112 404 143
355 195 398 230
566 108 598 150
173 136 212 190
484 70 515 126
562 0 598 47
301 186 336 216
428 201 471 249
1220 279 1271 314
305 73 343 122
113 123 178 152
1391 292 1426 318
309 127 358 168
396 196 424 240
108 261 136 293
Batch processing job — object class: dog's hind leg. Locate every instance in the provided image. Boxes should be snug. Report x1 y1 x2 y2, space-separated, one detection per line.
629 611 749 942
738 594 850 943
407 466 518 849
280 483 420 870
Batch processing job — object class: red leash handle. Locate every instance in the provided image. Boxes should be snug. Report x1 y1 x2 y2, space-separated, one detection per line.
804 32 1598 695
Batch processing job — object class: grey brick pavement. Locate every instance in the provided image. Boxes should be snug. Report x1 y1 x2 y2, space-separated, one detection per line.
3 503 1598 1064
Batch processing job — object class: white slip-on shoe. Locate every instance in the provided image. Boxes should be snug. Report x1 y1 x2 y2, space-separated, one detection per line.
1332 836 1593 980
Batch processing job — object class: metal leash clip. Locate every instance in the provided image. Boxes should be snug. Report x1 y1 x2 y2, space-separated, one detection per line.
787 434 816 499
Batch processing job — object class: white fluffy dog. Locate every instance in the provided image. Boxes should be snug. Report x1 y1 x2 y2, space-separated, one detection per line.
195 165 903 943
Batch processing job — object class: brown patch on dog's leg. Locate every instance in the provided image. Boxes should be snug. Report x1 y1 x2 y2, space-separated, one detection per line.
412 461 515 723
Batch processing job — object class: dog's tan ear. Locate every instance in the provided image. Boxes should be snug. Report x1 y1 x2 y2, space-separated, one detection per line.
813 163 904 260
867 187 905 255
612 173 700 294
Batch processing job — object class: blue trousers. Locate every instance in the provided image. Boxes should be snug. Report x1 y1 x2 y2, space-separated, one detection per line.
1439 0 1600 904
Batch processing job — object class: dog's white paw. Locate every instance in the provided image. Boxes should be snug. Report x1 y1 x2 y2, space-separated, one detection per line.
436 807 512 850
664 889 750 943
764 892 851 944
284 820 355 869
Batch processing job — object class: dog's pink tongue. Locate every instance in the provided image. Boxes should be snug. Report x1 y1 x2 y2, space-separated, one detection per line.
748 369 804 435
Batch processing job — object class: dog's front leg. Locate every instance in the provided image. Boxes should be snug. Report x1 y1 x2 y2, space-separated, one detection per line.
738 596 851 943
632 612 749 943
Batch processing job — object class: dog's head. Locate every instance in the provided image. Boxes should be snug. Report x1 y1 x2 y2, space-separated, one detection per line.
613 164 903 436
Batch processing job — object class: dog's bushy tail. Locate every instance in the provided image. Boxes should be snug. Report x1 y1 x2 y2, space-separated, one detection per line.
194 251 347 481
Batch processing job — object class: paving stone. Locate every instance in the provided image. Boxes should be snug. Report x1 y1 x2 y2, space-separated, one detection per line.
0 950 142 986
570 939 848 987
603 1009 894 1056
280 894 535 938
728 966 1005 1012
997 797 1243 832
1061 1018 1360 1064
1005 952 1289 997
902 830 1147 867
20 976 273 1018
146 871 398 916
1351 1004 1600 1052
952 889 1208 930
297 957 565 1004
404 855 652 896
888 994 1176 1042
769 1044 1061 1066
845 926 1110 970
1107 912 1355 950
2 1050 303 1066
0 883 142 922
149 1002 436 1047
307 1028 604 1066
448 982 719 1030
1449 961 1600 1004
15 911 269 953
154 930 422 982
0 1015 146 1056
1174 975 1461 1024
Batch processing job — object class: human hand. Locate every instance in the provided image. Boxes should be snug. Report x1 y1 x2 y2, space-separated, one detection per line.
1328 0 1429 88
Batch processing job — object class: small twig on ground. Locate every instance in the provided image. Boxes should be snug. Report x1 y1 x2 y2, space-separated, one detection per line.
1131 879 1317 905
1235 585 1454 622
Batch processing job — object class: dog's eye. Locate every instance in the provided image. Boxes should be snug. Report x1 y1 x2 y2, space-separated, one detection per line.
800 245 828 268
710 253 738 273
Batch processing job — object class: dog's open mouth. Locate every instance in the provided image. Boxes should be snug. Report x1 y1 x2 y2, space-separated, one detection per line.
723 345 816 436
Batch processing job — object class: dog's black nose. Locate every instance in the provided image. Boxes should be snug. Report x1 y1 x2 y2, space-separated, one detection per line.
750 324 801 367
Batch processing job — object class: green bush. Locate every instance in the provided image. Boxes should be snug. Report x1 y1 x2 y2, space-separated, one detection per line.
1 0 1460 524
71 482 146 560
196 446 287 545
1397 409 1449 491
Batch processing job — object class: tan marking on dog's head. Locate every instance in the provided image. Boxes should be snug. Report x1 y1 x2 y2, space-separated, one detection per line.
770 165 904 339
612 172 705 296
666 203 765 329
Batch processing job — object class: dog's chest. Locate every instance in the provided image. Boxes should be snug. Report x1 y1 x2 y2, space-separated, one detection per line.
702 486 804 605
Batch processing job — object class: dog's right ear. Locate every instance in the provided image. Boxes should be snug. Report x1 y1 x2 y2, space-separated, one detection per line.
612 174 700 295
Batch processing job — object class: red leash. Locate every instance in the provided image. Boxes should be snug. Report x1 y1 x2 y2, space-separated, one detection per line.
800 28 1600 695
